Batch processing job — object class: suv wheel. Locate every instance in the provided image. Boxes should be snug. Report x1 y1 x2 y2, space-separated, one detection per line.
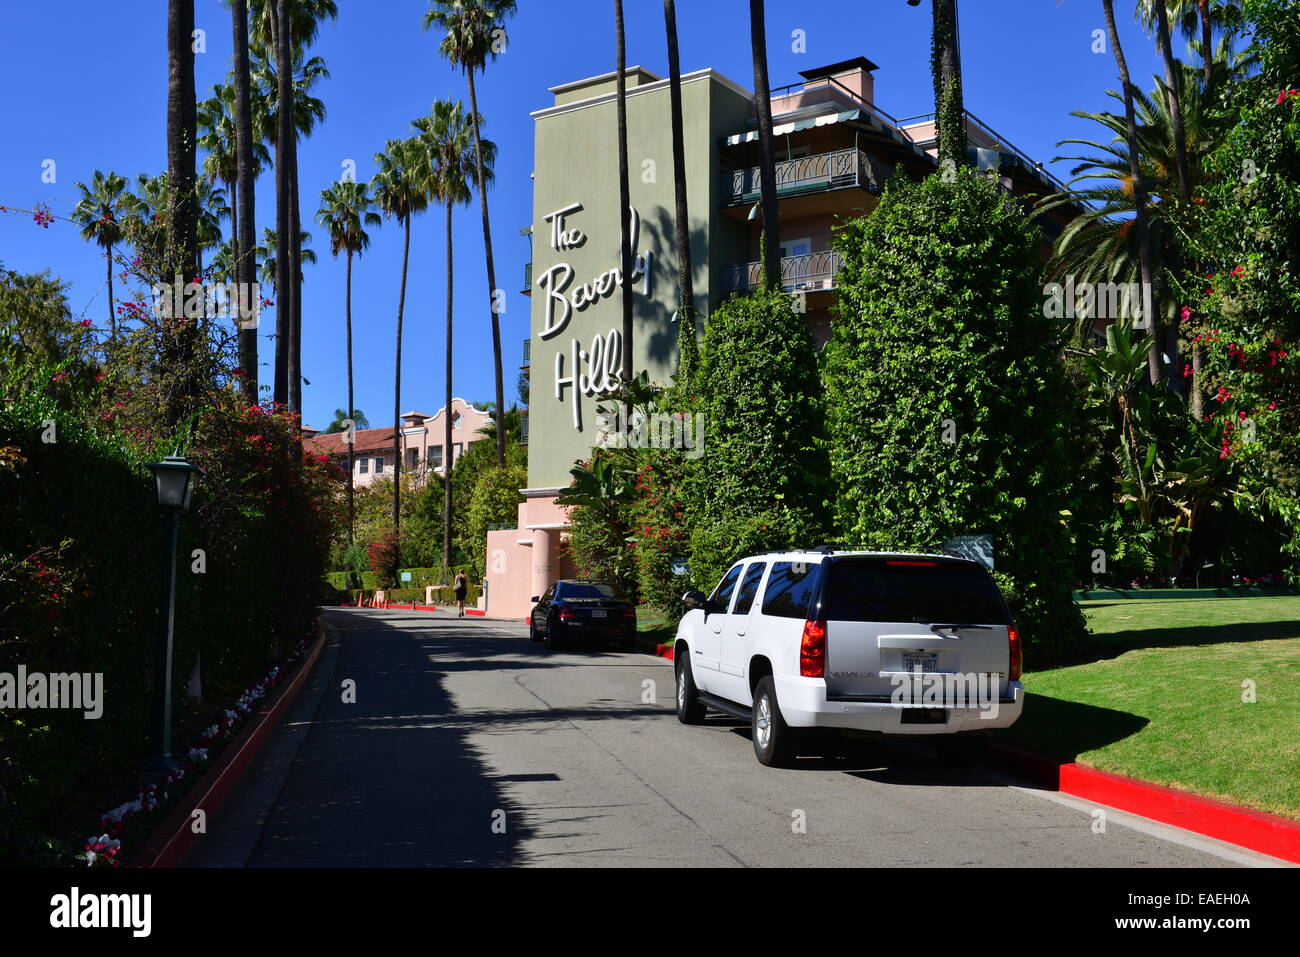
752 676 798 767
675 656 707 725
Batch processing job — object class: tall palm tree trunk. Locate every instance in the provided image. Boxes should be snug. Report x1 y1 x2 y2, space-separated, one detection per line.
749 0 780 289
1197 0 1214 90
615 0 634 382
1154 3 1191 204
1102 0 1162 385
932 0 966 168
106 245 115 338
271 0 292 407
232 0 258 403
664 0 696 381
393 215 411 533
465 73 505 468
288 159 303 416
166 0 199 429
443 201 454 571
345 248 355 544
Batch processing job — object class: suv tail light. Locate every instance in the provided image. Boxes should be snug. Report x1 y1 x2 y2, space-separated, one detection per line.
557 604 574 622
800 620 827 678
1008 626 1022 681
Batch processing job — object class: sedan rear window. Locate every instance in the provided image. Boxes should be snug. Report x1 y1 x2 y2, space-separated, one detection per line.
559 582 624 600
820 558 1008 625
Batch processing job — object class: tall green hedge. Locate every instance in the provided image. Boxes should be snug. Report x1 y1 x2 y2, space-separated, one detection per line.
823 171 1085 664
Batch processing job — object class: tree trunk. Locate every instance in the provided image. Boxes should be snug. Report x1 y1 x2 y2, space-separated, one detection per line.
444 201 454 571
749 0 780 289
615 0 634 382
1198 0 1213 92
271 0 292 407
346 248 355 545
932 0 966 169
288 158 302 416
165 0 199 429
233 0 258 403
1103 0 1162 385
1154 2 1191 205
465 72 505 468
664 0 697 382
393 214 411 533
106 245 115 339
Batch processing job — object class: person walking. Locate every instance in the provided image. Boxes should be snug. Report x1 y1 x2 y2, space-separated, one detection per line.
453 570 469 618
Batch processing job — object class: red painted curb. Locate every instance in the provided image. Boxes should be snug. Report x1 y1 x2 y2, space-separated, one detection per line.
132 629 327 868
466 609 485 617
987 741 1300 863
655 643 675 661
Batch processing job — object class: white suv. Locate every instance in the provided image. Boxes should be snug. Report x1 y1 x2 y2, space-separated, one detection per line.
672 549 1024 766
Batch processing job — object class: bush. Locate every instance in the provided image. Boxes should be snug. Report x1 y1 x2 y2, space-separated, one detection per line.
465 464 526 580
367 532 402 589
823 171 1085 665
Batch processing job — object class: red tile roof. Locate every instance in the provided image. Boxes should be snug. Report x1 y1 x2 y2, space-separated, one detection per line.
303 426 397 457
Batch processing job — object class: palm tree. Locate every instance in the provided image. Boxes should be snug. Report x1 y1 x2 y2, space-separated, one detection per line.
414 100 493 569
1100 0 1161 385
1137 0 1245 92
423 0 517 468
748 0 780 288
70 170 129 338
371 137 430 532
257 226 316 290
252 0 337 413
324 408 369 432
663 0 697 382
613 0 635 383
231 0 259 401
1146 2 1192 207
269 0 294 408
317 178 380 544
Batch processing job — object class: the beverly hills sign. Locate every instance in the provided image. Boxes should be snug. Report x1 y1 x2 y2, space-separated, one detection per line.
536 201 653 430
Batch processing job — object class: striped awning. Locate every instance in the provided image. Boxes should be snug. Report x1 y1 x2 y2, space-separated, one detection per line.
722 108 864 146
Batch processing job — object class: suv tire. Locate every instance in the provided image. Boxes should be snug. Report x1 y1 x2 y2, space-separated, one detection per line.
675 655 707 725
752 676 798 767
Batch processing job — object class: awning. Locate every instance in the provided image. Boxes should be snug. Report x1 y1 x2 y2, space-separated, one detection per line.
723 108 864 146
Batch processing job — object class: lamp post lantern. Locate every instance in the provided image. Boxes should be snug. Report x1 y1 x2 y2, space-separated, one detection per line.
141 453 201 781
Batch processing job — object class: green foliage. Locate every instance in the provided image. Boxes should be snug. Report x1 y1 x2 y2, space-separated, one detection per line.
687 506 824 596
685 283 830 539
367 532 402 589
823 172 1085 664
465 464 525 581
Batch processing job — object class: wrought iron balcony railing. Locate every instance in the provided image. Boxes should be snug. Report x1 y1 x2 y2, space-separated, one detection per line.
722 249 843 295
722 148 887 207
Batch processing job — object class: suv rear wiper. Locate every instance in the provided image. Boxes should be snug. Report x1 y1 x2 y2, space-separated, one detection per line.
928 623 993 631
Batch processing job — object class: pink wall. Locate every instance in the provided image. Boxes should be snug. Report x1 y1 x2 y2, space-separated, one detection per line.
483 493 577 620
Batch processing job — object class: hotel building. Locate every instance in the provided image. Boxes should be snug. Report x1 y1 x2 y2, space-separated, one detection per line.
484 56 1073 618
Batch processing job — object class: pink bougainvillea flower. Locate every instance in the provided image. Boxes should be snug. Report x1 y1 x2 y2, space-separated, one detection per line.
1180 306 1191 322
1231 265 1245 277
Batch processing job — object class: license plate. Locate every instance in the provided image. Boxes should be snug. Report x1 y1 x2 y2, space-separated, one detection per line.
590 609 607 619
903 652 938 673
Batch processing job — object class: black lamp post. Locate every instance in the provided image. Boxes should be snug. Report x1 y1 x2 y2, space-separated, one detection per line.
141 452 202 781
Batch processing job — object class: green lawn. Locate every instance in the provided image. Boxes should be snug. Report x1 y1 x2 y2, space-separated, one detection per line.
996 596 1300 820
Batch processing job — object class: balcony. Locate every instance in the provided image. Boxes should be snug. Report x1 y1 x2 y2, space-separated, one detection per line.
521 337 530 369
721 148 889 209
723 249 843 295
521 261 533 296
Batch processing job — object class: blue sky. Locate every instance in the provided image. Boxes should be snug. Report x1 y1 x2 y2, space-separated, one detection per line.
0 0 1177 433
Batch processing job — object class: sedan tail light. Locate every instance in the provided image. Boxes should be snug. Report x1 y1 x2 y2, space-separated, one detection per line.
1008 626 1022 681
800 620 827 678
557 605 575 622
623 605 636 622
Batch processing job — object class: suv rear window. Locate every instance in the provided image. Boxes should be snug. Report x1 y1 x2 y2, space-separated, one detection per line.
761 561 822 619
819 557 1008 625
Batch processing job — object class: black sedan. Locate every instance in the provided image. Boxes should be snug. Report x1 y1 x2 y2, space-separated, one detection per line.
529 581 637 652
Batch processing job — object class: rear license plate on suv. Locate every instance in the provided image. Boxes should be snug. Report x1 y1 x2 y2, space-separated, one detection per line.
901 708 948 725
903 652 938 673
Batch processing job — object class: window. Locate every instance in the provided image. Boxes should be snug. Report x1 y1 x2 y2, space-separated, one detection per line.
732 562 767 616
429 445 443 470
359 458 369 475
779 237 812 259
559 582 625 600
407 448 420 468
452 412 462 429
819 558 1009 625
762 561 822 618
710 564 744 613
374 457 384 474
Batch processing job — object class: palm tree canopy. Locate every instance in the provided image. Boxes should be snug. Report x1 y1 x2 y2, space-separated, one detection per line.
71 170 129 249
370 138 431 225
411 99 494 208
422 0 516 75
317 179 381 258
258 226 317 287
197 83 272 187
251 46 329 144
248 0 338 54
324 407 369 432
